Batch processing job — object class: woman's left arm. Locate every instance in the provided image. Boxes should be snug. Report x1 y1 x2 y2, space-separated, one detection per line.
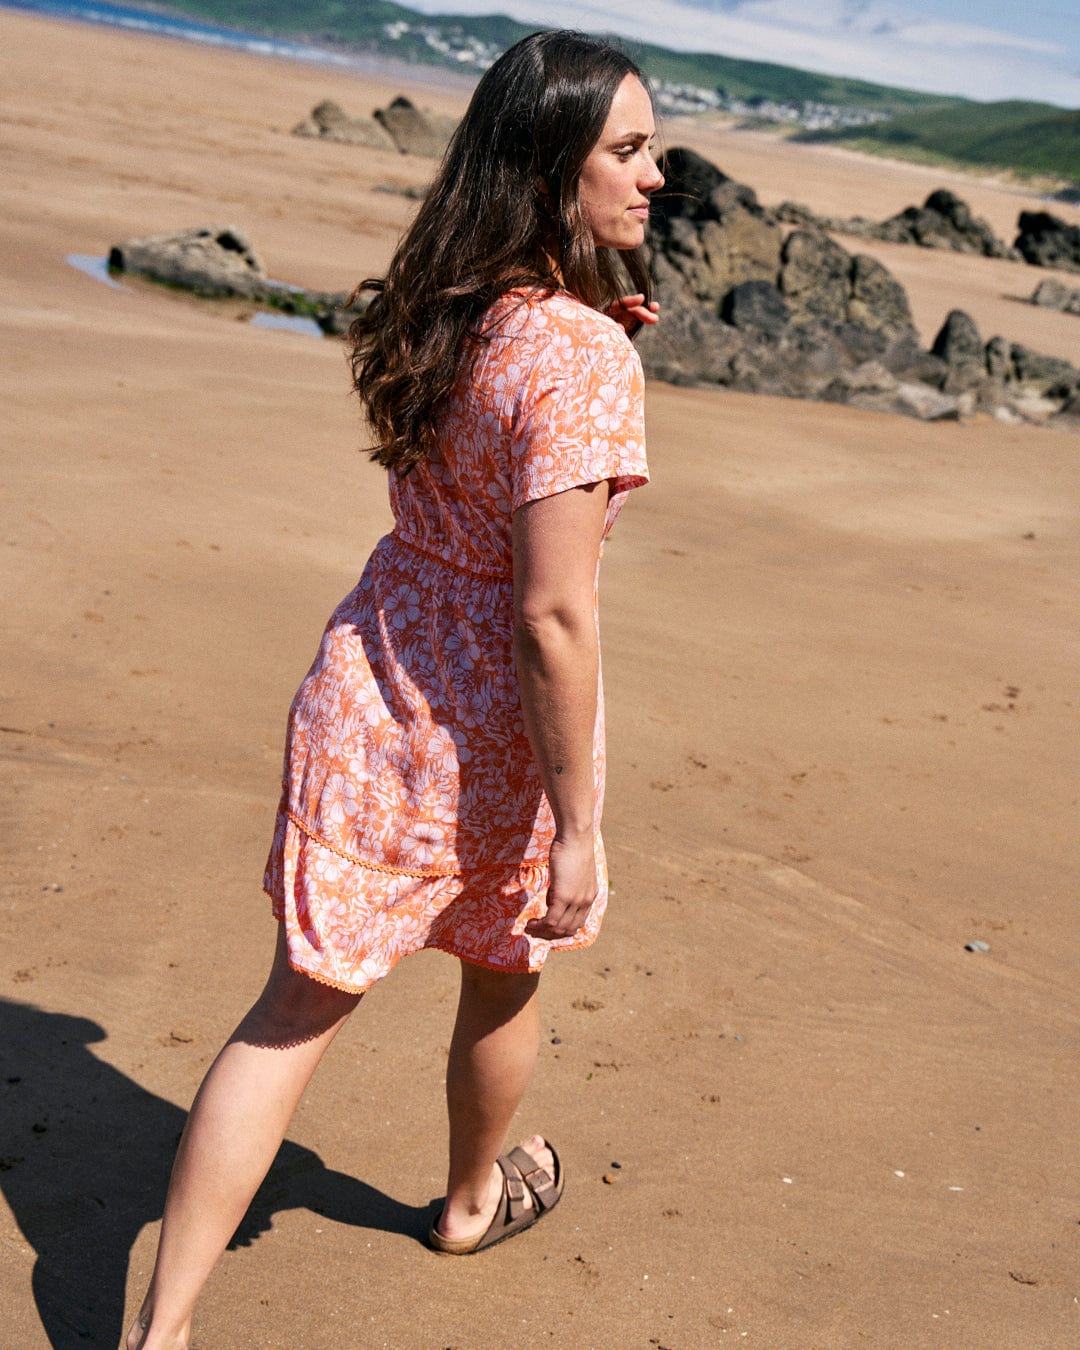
511 480 609 941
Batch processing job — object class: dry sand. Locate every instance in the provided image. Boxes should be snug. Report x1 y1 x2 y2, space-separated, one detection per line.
2 10 1079 1347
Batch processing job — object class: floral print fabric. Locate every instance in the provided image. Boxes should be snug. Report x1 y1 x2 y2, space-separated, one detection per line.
264 289 648 992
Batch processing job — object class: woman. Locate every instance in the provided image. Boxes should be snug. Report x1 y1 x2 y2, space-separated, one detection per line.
127 29 663 1349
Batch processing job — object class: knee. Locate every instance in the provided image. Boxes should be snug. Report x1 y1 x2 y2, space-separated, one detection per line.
242 965 360 1046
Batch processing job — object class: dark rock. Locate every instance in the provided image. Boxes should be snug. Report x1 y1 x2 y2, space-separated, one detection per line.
780 230 850 326
292 95 451 154
985 336 1012 383
772 189 1018 259
772 200 819 227
374 96 454 157
108 226 265 297
311 99 349 132
819 360 898 403
639 148 988 420
1052 392 1080 424
1015 211 1080 272
109 226 371 333
848 254 915 338
889 346 951 389
720 280 791 333
932 308 983 368
651 147 731 226
931 310 989 394
293 99 396 150
878 190 1018 259
650 148 781 303
1031 278 1080 314
1009 344 1079 398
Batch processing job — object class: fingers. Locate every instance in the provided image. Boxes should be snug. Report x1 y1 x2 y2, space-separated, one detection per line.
608 295 661 332
524 895 594 941
526 835 597 940
616 296 661 325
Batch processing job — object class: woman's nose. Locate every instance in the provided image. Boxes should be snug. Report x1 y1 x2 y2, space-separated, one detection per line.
643 157 664 192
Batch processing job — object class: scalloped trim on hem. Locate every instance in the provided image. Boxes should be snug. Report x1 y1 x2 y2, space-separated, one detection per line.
423 940 543 978
266 902 380 994
264 894 597 993
282 805 550 882
425 929 598 976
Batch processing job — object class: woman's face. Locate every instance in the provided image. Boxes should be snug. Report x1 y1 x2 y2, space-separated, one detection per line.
578 74 664 251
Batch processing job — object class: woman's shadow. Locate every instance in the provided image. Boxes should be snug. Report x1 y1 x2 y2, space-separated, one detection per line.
0 996 435 1347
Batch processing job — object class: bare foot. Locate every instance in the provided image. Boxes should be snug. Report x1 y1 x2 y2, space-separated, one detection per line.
435 1134 554 1242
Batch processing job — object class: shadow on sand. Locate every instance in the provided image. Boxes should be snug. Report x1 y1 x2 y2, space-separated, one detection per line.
0 996 435 1347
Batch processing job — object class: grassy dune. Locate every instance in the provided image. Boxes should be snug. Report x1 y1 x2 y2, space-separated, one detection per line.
799 101 1080 183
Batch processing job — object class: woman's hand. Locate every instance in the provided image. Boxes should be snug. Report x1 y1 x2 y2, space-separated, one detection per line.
525 834 598 941
607 293 660 334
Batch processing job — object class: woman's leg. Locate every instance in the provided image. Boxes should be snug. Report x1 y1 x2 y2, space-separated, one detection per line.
436 962 553 1240
126 930 361 1350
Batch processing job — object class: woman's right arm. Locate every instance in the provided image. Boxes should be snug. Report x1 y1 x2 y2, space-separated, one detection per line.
511 479 610 941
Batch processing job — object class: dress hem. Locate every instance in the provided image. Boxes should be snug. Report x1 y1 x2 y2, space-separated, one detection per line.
266 889 598 994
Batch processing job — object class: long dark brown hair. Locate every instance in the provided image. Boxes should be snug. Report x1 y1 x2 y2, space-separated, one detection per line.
348 30 654 475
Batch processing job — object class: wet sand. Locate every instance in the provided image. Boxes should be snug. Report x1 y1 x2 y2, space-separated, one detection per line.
2 9 1079 1346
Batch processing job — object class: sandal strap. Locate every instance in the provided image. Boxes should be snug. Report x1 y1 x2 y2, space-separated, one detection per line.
505 1144 560 1212
496 1154 528 1222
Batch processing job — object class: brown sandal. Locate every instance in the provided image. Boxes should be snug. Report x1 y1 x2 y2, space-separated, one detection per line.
428 1140 563 1255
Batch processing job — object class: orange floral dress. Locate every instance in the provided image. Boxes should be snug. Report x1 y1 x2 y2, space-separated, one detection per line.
263 289 649 992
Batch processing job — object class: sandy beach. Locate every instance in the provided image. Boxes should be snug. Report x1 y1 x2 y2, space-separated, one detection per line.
3 9 1080 1346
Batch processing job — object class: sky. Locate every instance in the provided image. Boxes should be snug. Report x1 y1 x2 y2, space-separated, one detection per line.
405 0 1080 106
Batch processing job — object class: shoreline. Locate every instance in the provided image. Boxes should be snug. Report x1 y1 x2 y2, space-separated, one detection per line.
0 0 482 93
8 0 1077 192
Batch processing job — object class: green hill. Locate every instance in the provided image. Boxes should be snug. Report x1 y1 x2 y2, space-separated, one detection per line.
617 43 943 110
798 100 1080 182
157 1 1076 180
157 0 951 113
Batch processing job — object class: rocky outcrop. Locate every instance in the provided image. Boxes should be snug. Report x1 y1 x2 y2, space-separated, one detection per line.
1014 211 1080 273
111 188 1080 427
1031 277 1080 314
929 308 1079 414
108 227 369 335
293 95 456 157
774 189 1019 260
638 148 1078 424
639 148 952 419
876 190 1018 259
292 100 395 150
375 96 456 157
109 226 265 297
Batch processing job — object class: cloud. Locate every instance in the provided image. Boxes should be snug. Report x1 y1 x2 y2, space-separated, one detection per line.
402 0 1080 105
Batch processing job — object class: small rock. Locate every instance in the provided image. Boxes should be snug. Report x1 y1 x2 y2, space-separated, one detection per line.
964 940 990 953
602 1172 617 1185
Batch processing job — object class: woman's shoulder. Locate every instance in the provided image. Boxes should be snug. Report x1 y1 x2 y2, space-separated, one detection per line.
484 288 632 356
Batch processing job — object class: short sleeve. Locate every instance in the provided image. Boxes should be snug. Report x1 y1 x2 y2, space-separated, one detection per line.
510 308 649 512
